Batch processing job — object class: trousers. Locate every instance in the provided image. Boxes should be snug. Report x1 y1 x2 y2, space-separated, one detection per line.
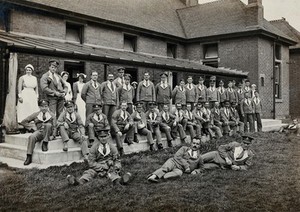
152 158 183 179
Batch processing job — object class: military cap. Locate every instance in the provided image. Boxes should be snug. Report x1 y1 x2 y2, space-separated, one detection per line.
219 80 224 84
160 72 168 77
196 102 203 106
124 74 132 80
149 101 157 106
117 67 125 71
64 100 75 108
199 76 204 81
93 104 103 110
175 103 182 107
210 76 216 81
49 59 59 66
38 99 49 107
95 128 110 137
242 135 254 144
135 102 143 107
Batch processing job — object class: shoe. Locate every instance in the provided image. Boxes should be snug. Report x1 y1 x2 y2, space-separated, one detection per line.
126 138 134 145
83 154 89 162
23 155 32 166
147 174 159 183
167 140 173 148
157 143 163 150
121 172 132 185
134 134 139 143
149 144 155 151
113 178 123 187
119 148 125 156
63 141 68 152
42 142 48 152
67 175 80 186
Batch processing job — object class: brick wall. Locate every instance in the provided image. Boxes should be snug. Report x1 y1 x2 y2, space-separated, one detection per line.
10 10 65 39
185 43 201 61
137 36 166 56
289 51 300 118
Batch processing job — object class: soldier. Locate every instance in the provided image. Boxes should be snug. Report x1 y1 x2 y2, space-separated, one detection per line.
118 74 135 114
220 100 237 135
156 72 172 111
202 135 255 171
240 92 255 133
193 102 206 136
170 103 188 142
113 67 125 88
218 80 227 106
230 101 244 134
253 91 262 132
21 100 57 166
67 129 132 186
211 102 223 132
111 102 135 156
250 84 257 99
202 102 222 139
100 73 119 123
243 79 251 94
226 81 238 104
183 103 201 141
207 80 220 108
40 59 67 118
146 102 163 150
279 119 300 136
161 104 186 143
86 104 110 145
136 72 156 111
196 76 207 103
131 102 155 151
147 140 203 182
172 79 186 105
185 76 198 111
81 71 102 118
236 82 245 122
57 101 89 160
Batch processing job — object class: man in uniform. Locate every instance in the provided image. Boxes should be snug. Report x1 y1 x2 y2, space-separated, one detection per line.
67 129 132 186
136 72 156 111
57 101 89 160
183 103 201 141
146 102 163 150
220 100 237 135
118 74 135 114
113 67 125 88
236 82 245 121
170 103 188 142
243 79 251 94
218 80 227 106
100 73 119 123
202 135 255 171
230 101 244 134
111 102 135 156
40 59 67 118
279 118 300 136
86 104 110 145
253 91 262 132
21 100 57 165
211 102 223 132
196 76 207 103
185 76 198 111
240 92 255 133
202 101 222 139
172 79 186 105
226 81 238 104
156 72 172 111
147 140 203 182
207 80 220 108
81 71 102 118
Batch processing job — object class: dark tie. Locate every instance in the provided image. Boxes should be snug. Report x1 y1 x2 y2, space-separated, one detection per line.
69 113 73 121
94 81 97 88
98 114 101 121
103 144 107 155
52 73 58 86
127 85 129 90
166 113 169 121
151 112 155 120
111 83 115 92
42 112 46 121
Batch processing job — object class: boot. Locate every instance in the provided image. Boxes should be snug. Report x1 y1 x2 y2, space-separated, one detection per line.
42 142 48 152
134 134 139 143
67 175 82 186
119 148 125 156
157 143 163 150
63 141 68 152
147 174 159 183
24 154 32 166
167 140 173 148
149 144 155 151
113 178 123 187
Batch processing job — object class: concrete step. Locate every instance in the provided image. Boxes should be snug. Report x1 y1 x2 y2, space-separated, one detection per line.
262 119 282 126
262 124 285 132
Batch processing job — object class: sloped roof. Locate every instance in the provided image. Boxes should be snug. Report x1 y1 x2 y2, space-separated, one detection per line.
0 31 248 77
270 19 300 49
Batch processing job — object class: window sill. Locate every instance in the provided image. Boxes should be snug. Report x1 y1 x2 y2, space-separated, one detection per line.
275 99 283 103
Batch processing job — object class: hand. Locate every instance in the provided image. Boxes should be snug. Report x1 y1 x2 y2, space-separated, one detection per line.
185 167 191 173
124 124 130 131
64 122 69 129
225 157 232 165
49 135 55 140
231 165 240 171
18 97 23 103
117 132 122 137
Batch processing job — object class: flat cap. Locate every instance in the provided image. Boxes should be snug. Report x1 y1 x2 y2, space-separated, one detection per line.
242 135 254 144
160 72 168 77
93 104 103 110
38 99 49 107
49 59 59 66
64 100 75 107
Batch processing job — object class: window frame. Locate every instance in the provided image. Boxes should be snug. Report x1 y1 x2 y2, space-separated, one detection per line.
123 34 137 52
202 43 219 68
65 22 84 44
167 43 177 58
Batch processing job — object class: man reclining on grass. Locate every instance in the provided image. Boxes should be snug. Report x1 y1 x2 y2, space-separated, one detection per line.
279 118 300 136
67 128 132 186
147 140 203 183
201 135 255 171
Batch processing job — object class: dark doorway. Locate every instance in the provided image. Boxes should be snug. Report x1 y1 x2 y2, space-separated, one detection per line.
125 68 138 83
64 61 85 86
172 72 178 89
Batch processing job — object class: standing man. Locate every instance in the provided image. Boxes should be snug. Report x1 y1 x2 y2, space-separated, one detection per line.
100 73 119 123
230 101 244 134
156 72 172 111
21 100 57 166
196 76 207 103
243 79 251 94
111 102 135 156
207 80 220 108
185 76 198 111
236 82 245 121
218 80 227 106
226 81 238 104
253 91 262 132
57 101 89 160
81 71 102 119
172 80 186 105
114 67 125 88
118 74 135 114
40 59 67 118
240 92 255 133
136 72 156 111
146 102 163 150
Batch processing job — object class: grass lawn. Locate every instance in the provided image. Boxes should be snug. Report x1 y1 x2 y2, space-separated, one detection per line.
0 132 300 211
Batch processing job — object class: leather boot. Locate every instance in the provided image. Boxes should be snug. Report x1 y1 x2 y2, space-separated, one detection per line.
42 142 48 152
63 141 68 152
167 140 173 148
149 144 155 151
118 148 124 156
134 134 139 143
157 143 163 150
24 154 32 166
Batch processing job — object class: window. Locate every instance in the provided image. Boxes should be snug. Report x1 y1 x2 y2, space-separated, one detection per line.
124 34 137 52
66 22 84 44
202 43 219 68
275 44 281 61
167 43 177 58
274 63 281 98
64 61 85 85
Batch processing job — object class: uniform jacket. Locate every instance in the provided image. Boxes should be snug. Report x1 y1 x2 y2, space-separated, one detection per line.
136 80 156 102
172 146 203 171
131 110 147 129
196 84 207 102
185 83 198 103
207 87 220 102
243 86 251 94
252 97 262 114
118 84 135 104
220 107 236 122
21 110 56 131
155 82 172 104
86 112 110 131
145 110 162 126
236 88 245 103
240 98 255 114
81 80 102 104
172 86 186 104
184 110 196 124
100 81 119 105
211 108 222 122
111 109 133 132
230 107 241 122
113 77 124 88
218 141 254 166
218 87 227 103
40 71 68 99
193 109 208 124
226 88 238 103
160 110 176 125
170 108 186 123
57 111 85 134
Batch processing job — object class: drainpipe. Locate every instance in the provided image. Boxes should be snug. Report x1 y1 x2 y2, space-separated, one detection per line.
272 41 276 119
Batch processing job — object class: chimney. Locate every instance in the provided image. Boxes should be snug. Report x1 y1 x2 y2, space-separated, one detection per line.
246 0 264 26
180 0 198 7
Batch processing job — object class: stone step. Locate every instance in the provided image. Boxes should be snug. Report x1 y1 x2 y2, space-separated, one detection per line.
262 124 285 132
261 119 282 125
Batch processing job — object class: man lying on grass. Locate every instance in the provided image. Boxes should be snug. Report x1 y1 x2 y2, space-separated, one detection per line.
201 135 254 171
147 139 203 183
279 118 300 136
67 128 132 186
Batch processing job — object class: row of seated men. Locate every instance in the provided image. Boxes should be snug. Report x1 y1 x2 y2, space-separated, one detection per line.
20 96 246 165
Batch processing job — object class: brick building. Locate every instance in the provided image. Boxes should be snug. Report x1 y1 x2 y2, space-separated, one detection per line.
0 0 297 126
270 18 300 118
